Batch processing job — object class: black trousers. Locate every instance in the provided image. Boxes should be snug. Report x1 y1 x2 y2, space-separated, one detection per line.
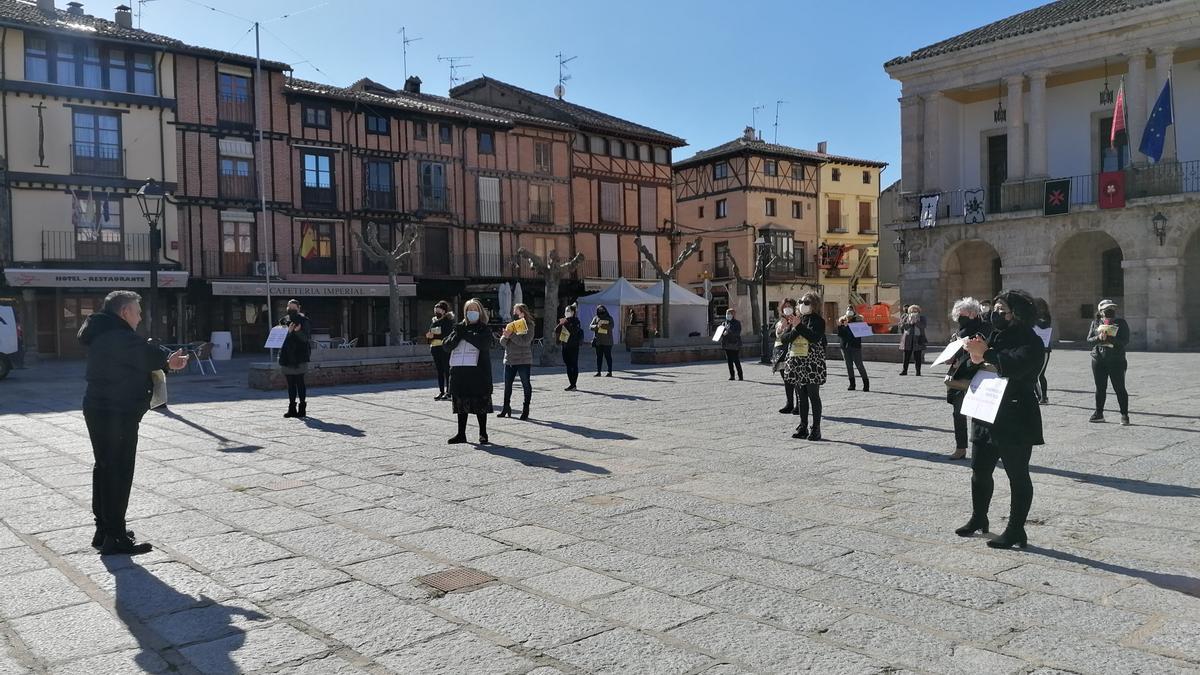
285 374 307 404
503 364 532 407
902 349 923 374
563 346 580 386
724 349 743 379
795 384 822 428
1037 351 1050 402
85 408 144 538
970 439 1033 534
1091 356 1129 415
595 345 613 374
951 393 969 449
433 348 451 393
844 347 869 386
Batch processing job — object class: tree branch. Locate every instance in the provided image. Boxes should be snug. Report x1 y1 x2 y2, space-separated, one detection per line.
633 237 665 277
667 237 703 275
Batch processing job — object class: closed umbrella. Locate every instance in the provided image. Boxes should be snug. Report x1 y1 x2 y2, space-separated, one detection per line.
513 282 524 311
498 283 512 321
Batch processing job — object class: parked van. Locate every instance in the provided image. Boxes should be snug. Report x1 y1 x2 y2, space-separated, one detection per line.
0 305 18 380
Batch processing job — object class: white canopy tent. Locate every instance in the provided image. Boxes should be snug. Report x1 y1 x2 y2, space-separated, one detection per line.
646 279 711 338
576 277 661 345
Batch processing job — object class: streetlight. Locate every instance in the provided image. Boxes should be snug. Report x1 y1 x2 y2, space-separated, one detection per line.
755 235 772 364
1151 211 1168 246
892 234 908 264
136 178 167 338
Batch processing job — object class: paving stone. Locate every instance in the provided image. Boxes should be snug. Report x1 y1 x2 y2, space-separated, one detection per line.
667 613 880 673
815 551 1019 609
399 528 510 561
279 654 373 675
582 586 712 631
1003 627 1196 674
548 627 713 674
992 591 1148 640
522 566 631 603
375 630 534 674
9 602 137 664
334 506 437 536
0 567 89 619
822 613 955 672
692 579 844 632
688 549 827 591
995 563 1134 601
171 531 292 571
0 546 48 575
217 505 324 534
270 524 400 566
469 550 569 580
1140 618 1200 661
490 524 580 550
433 585 609 649
178 621 330 674
212 556 350 602
342 551 449 589
54 648 171 675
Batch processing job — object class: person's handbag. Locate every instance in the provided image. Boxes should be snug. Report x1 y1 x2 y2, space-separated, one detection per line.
150 370 168 409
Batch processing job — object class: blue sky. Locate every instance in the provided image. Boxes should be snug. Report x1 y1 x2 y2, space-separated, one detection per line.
143 0 1047 181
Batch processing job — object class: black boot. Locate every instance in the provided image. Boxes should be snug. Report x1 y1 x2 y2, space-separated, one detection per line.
792 410 809 439
477 414 489 444
807 422 822 442
862 379 870 392
297 402 306 419
100 535 153 556
519 404 529 421
955 516 989 537
284 402 297 418
498 404 511 418
987 528 1028 549
449 414 468 444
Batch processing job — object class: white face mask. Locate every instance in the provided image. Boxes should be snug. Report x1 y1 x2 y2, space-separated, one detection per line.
565 311 574 318
466 310 481 323
799 304 813 316
782 307 794 317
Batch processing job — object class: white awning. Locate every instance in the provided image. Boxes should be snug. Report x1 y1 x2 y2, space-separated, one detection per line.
219 139 255 158
210 281 414 297
3 268 189 289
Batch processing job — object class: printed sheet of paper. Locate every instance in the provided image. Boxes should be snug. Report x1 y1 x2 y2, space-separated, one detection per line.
508 318 528 335
959 370 1009 424
1033 325 1052 348
558 330 569 344
847 322 874 338
263 326 289 349
712 325 726 343
931 338 964 366
449 341 480 367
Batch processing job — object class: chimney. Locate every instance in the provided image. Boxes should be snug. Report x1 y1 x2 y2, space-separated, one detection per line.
114 4 132 28
36 0 55 14
404 76 422 94
742 126 756 141
66 1 83 15
817 141 828 154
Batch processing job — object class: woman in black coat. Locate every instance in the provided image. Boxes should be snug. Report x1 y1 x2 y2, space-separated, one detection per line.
781 292 827 441
279 299 312 419
944 297 990 460
957 290 1045 549
836 308 869 391
442 298 496 445
1087 299 1131 426
718 308 743 381
1034 297 1052 405
556 303 584 391
427 300 455 401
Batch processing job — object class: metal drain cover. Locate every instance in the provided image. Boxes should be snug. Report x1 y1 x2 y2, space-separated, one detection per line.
262 479 307 491
418 568 495 593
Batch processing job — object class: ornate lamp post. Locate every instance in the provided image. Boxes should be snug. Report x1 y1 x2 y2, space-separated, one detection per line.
1152 211 1168 246
136 178 167 338
755 235 772 364
892 234 909 265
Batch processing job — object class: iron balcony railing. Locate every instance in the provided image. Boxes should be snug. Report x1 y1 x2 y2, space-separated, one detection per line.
201 251 283 278
43 230 151 262
218 95 255 126
301 185 336 210
419 185 451 213
530 199 554 224
363 188 396 211
219 173 257 201
71 143 124 177
580 260 646 280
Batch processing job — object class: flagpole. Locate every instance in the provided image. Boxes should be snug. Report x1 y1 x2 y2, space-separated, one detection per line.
1168 67 1178 164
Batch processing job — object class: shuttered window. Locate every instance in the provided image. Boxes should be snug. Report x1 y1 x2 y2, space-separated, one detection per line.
478 231 501 276
599 233 619 278
600 182 621 224
639 186 657 230
478 176 501 224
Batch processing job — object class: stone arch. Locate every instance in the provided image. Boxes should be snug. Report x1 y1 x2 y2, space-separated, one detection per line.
1185 227 1200 347
940 238 1001 336
1052 230 1124 342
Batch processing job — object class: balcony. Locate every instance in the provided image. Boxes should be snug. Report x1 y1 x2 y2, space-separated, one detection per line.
202 251 281 278
42 231 150 263
419 185 451 213
530 200 554 224
218 95 254 126
826 213 849 234
301 185 336 211
71 144 124 177
768 254 812 279
580 260 646 280
363 188 396 211
219 173 257 201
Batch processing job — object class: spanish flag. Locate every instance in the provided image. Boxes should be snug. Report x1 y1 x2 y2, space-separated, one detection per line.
299 223 318 260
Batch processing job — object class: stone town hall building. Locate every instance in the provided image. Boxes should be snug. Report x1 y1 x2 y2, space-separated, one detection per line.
884 0 1200 350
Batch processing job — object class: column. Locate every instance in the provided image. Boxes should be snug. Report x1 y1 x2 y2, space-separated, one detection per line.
20 289 38 367
1005 75 1026 182
899 94 924 193
1127 51 1148 165
922 92 943 192
1027 70 1048 178
1152 45 1176 161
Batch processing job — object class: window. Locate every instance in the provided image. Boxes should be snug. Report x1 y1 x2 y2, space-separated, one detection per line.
220 219 254 275
24 36 48 82
218 73 252 124
714 241 732 278
858 202 873 233
365 160 394 209
478 129 495 155
438 123 452 144
219 157 254 199
361 223 392 274
638 144 651 162
1102 247 1124 297
301 152 334 208
107 49 126 91
299 222 335 274
791 163 807 181
653 146 669 164
764 159 778 176
365 113 389 135
414 120 428 140
74 193 122 243
56 42 78 85
600 182 621 224
589 136 605 154
573 134 586 151
72 110 122 176
530 184 552 223
609 139 623 158
713 161 729 180
478 176 501 224
765 198 776 217
1099 116 1130 172
862 170 871 184
791 201 802 219
534 141 552 173
698 205 705 218
715 198 728 219
831 168 841 182
82 45 102 89
419 161 448 211
639 186 657 230
132 53 155 95
23 35 156 94
762 229 797 273
478 231 502 276
303 104 330 129
827 198 843 232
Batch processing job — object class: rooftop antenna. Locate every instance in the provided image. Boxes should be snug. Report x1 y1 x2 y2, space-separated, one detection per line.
399 27 422 81
437 55 472 89
555 52 576 100
751 104 765 140
773 99 787 144
136 0 158 28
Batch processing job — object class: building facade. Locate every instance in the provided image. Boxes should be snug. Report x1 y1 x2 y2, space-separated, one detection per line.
885 0 1200 349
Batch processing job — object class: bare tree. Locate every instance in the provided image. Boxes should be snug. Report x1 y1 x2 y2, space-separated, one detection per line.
729 250 776 337
515 247 585 365
351 222 419 346
634 236 702 339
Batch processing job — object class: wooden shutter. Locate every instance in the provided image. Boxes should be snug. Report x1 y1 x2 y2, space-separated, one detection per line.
478 231 501 276
600 182 621 224
599 233 619 277
478 176 501 224
639 186 657 230
858 202 872 232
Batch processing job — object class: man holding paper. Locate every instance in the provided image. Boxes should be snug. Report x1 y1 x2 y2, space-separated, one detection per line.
955 290 1045 550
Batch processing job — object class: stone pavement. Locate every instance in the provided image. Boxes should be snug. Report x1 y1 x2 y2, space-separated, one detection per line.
0 350 1198 674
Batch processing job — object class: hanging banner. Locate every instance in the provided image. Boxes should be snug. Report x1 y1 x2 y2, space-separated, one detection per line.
4 269 189 289
919 194 940 229
963 188 986 224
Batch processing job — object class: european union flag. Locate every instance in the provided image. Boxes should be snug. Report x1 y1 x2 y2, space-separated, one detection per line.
1139 79 1173 162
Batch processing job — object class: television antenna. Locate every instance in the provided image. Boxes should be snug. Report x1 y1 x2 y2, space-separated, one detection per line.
555 52 577 100
437 55 473 88
773 99 787 143
136 0 158 28
751 104 765 139
399 27 422 81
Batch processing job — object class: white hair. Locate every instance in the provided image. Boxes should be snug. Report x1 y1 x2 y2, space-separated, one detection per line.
950 297 983 321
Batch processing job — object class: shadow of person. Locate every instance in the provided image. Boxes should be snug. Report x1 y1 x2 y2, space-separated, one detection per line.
1025 546 1200 598
302 417 366 437
104 559 267 672
478 444 611 475
523 419 637 441
824 415 952 434
572 390 659 402
152 408 264 453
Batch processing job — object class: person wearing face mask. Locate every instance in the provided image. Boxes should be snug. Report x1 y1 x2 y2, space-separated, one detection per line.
944 297 990 460
1033 297 1053 405
717 308 744 381
774 299 800 414
836 307 869 392
590 305 614 377
499 303 535 420
898 304 928 376
1087 299 1131 425
979 301 993 325
557 303 584 391
957 290 1045 549
781 292 828 441
443 299 496 444
427 300 455 401
279 299 312 419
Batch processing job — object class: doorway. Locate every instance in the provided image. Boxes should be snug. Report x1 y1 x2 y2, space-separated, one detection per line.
986 134 1007 213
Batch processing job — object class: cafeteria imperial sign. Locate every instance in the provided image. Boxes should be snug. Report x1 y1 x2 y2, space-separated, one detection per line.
3 269 189 288
210 281 414 297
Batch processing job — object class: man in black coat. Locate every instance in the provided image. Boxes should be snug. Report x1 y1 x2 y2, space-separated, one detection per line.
79 290 188 555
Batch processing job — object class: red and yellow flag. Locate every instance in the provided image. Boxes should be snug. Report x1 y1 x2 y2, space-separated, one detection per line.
299 223 318 260
1110 79 1126 148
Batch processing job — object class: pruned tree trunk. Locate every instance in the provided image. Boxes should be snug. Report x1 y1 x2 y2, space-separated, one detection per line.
352 222 419 346
516 248 584 365
635 236 702 339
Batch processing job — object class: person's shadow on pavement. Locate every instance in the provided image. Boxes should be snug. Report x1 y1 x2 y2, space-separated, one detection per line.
104 558 266 673
302 417 367 436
